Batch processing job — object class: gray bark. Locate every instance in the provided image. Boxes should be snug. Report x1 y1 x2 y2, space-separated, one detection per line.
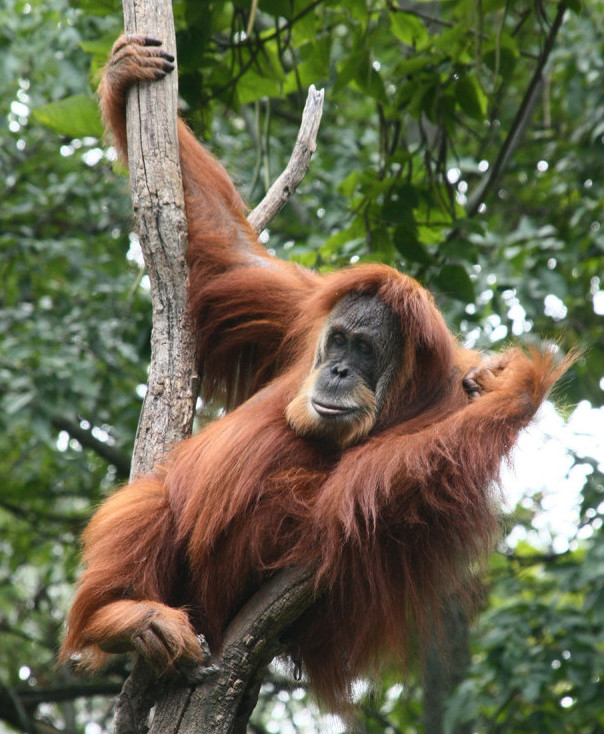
149 568 315 734
121 0 197 481
115 2 324 731
247 85 324 234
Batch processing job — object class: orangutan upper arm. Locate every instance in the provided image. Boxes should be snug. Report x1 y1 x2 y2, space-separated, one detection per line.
99 33 319 407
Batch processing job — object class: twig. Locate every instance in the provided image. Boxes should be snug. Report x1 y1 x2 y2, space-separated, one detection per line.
247 85 324 234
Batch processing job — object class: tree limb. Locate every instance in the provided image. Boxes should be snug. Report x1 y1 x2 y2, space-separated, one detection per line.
247 85 324 234
149 567 316 734
112 0 323 727
114 658 158 734
50 414 130 478
120 1 196 482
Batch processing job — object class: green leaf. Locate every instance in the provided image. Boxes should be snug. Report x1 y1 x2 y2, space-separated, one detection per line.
78 37 114 57
338 170 362 198
320 219 365 257
483 32 519 79
433 264 475 302
441 237 478 263
4 391 34 415
236 71 282 104
390 13 429 48
381 183 419 223
394 55 435 77
564 0 584 13
434 26 468 57
393 226 432 265
454 73 487 120
283 39 330 94
258 0 295 17
33 95 103 138
381 199 412 224
336 46 386 102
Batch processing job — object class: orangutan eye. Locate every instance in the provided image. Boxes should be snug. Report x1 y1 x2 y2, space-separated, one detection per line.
355 338 373 357
330 331 346 348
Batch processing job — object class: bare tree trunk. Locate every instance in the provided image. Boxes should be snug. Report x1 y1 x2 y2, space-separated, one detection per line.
120 0 197 481
113 3 325 732
112 2 193 729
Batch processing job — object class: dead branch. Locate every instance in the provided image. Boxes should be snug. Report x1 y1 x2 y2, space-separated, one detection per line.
247 85 325 234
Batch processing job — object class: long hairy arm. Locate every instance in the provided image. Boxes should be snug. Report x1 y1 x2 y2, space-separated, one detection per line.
99 34 319 406
315 348 574 569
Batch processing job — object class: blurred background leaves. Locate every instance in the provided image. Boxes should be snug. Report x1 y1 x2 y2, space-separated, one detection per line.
0 0 602 732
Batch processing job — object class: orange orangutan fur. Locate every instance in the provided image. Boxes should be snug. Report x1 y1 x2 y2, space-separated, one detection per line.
60 36 573 707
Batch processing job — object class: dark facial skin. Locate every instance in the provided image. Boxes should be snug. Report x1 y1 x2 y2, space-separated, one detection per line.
285 292 404 448
311 293 403 419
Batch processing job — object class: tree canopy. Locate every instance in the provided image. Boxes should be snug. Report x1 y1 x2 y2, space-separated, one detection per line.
0 0 602 732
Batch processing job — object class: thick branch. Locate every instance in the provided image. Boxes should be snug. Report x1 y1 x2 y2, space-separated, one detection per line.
113 2 323 726
114 658 158 734
247 85 324 234
149 567 316 734
121 2 196 481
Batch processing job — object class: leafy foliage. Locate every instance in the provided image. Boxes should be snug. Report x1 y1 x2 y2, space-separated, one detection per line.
1 0 602 732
